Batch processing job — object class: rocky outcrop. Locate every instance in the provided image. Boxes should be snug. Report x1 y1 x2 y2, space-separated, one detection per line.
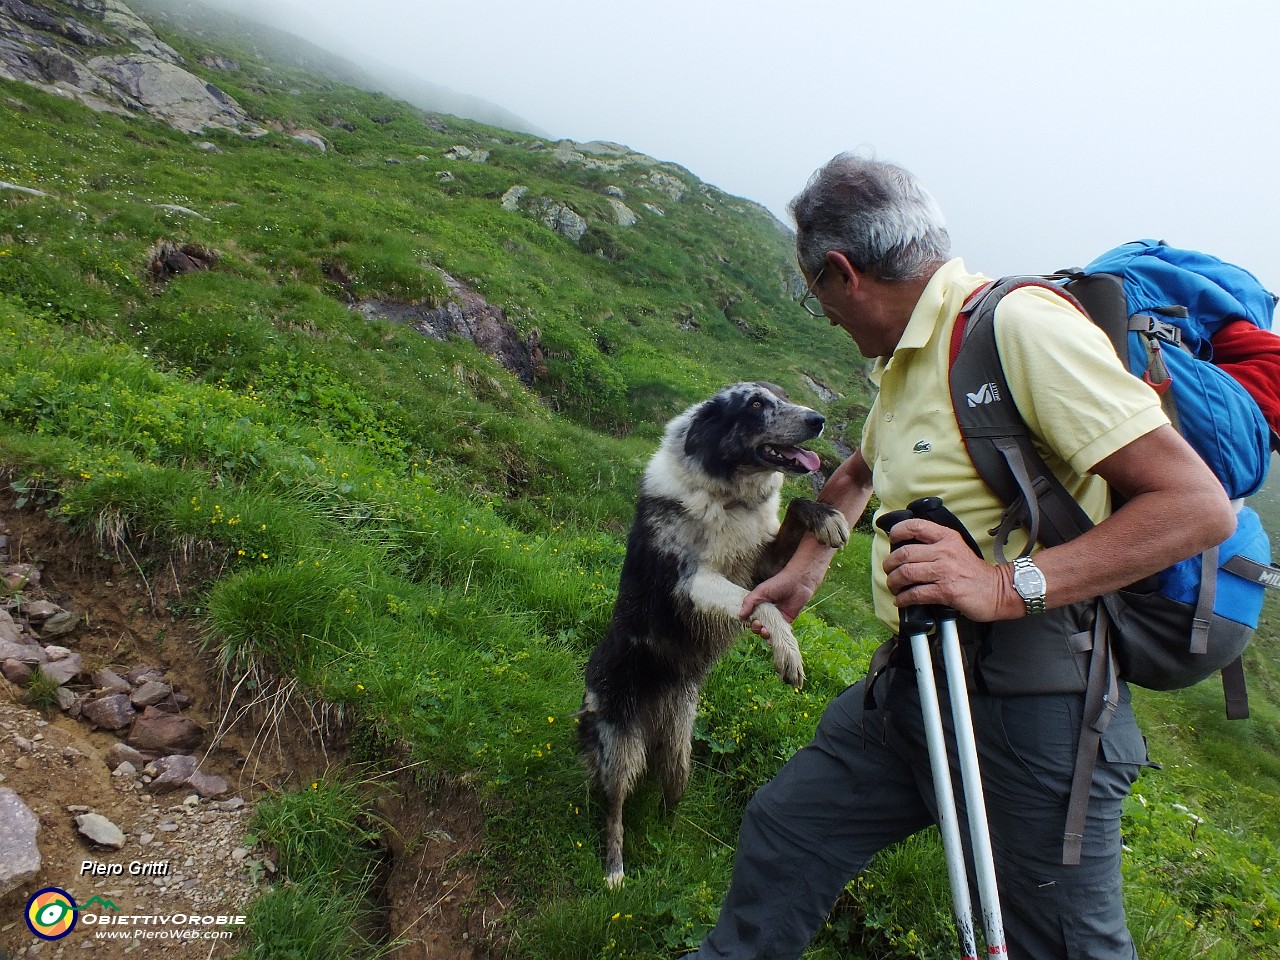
0 0 265 135
357 270 546 386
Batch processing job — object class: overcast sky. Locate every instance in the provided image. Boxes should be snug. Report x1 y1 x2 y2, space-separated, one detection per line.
197 0 1280 291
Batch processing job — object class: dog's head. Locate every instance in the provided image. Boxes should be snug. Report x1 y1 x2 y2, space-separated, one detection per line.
680 382 826 479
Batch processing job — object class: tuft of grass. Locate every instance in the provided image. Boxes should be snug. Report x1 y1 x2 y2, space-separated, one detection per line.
243 776 389 959
23 666 62 714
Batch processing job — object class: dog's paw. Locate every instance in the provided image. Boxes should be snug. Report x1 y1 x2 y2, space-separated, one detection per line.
605 869 625 889
754 603 805 689
813 505 850 549
775 646 805 689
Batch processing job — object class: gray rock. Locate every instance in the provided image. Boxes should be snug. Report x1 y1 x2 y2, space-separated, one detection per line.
290 131 327 151
0 637 45 663
93 668 131 695
539 201 588 242
38 609 80 638
130 680 173 708
187 769 231 799
127 665 164 685
0 610 30 646
81 693 137 731
0 180 47 197
153 203 208 220
606 198 637 227
500 185 528 211
0 788 41 897
105 742 146 770
146 754 198 793
76 812 126 849
19 600 62 621
39 651 83 685
86 54 265 135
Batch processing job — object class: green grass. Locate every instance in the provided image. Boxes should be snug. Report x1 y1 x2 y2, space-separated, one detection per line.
0 4 1278 956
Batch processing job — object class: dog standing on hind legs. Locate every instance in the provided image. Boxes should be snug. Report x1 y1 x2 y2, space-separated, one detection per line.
577 382 850 887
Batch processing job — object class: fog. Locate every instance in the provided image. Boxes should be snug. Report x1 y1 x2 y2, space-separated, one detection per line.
188 0 1280 290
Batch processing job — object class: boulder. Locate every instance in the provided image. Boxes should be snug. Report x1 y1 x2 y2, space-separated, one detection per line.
86 54 265 135
500 185 528 211
539 201 588 243
93 668 132 695
0 788 41 897
146 754 198 793
105 742 146 770
187 769 231 799
128 706 203 753
0 609 29 646
37 609 80 638
81 693 137 731
18 600 62 621
0 637 44 663
606 198 638 227
39 651 83 685
1 658 32 685
130 679 173 708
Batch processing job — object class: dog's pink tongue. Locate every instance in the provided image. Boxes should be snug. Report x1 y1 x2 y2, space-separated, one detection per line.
782 447 822 473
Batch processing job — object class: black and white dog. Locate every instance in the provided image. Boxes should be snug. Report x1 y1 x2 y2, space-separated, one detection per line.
578 382 849 886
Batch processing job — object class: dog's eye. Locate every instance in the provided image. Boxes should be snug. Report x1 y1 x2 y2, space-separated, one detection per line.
751 400 764 409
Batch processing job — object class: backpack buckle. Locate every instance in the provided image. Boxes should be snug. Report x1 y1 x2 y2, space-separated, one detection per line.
1131 313 1183 347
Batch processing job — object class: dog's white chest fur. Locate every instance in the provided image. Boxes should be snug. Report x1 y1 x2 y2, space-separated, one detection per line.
644 444 782 574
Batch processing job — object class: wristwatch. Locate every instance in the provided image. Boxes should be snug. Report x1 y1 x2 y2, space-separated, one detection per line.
1012 556 1047 616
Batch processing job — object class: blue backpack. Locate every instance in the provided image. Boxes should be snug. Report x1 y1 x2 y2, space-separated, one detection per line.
949 240 1280 717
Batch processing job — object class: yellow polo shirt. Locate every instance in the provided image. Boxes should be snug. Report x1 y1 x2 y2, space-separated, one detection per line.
861 258 1168 633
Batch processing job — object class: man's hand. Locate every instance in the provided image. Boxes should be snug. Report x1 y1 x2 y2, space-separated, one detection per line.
739 569 818 639
880 517 1021 623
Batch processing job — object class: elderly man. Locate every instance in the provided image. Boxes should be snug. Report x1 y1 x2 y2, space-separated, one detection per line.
687 155 1234 959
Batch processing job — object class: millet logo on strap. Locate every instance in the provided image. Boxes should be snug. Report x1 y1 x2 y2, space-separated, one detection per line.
965 382 1001 407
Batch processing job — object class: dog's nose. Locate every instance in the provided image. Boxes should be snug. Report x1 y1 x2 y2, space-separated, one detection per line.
807 411 826 433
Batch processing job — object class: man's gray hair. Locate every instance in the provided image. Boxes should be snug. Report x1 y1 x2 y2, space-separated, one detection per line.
789 154 951 282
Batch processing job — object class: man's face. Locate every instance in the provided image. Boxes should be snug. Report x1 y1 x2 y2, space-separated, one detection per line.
803 264 887 358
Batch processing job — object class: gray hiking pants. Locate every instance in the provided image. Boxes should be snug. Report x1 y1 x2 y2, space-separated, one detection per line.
690 663 1148 960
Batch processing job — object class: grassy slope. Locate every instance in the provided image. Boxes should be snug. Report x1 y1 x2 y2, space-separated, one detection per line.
0 4 1277 957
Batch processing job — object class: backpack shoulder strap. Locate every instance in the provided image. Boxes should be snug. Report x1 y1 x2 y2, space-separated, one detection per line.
948 277 1096 561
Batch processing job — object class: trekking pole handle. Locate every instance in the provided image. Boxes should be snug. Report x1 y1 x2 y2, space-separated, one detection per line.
876 510 936 635
907 496 985 560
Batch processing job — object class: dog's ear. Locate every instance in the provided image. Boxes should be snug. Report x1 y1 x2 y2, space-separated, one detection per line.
683 396 726 459
755 381 789 401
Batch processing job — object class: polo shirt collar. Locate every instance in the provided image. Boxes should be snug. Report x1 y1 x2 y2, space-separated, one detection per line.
869 257 971 386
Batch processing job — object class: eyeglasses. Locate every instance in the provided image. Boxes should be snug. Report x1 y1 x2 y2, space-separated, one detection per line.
800 267 826 318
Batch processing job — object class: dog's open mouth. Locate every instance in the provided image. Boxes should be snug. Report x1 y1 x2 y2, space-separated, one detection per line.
759 444 822 474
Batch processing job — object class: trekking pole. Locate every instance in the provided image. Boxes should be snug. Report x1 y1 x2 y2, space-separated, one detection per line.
906 497 1007 958
877 509 979 960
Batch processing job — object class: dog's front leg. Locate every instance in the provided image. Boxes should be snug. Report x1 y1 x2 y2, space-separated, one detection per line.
756 498 851 582
687 570 805 688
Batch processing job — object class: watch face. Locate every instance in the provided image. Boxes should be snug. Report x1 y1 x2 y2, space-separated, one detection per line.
1014 561 1046 599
